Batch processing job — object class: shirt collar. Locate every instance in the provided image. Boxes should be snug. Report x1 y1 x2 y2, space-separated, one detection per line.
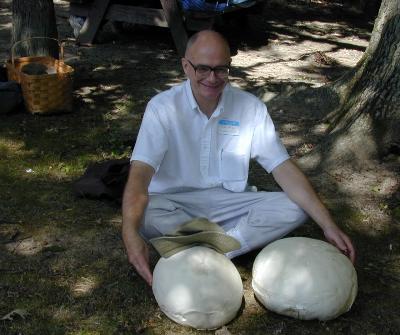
184 79 231 117
184 79 199 112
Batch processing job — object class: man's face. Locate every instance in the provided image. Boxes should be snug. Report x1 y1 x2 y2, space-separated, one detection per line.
182 39 231 104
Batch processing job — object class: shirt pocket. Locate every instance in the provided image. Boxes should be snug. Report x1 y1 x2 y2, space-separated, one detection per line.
220 149 247 181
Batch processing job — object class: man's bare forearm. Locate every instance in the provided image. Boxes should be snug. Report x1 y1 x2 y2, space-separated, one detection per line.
122 185 148 233
272 159 356 263
122 161 154 233
121 161 155 285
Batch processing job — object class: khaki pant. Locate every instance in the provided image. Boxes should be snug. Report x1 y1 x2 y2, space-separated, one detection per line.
141 187 307 258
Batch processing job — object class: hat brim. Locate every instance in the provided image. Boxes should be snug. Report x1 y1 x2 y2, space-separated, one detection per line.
150 231 241 258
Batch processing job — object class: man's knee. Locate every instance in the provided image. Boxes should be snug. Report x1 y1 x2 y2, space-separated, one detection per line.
286 202 308 227
255 192 308 227
141 195 193 239
240 193 307 248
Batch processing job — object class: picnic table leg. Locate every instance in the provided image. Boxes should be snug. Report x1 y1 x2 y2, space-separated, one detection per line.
160 0 188 56
78 0 111 45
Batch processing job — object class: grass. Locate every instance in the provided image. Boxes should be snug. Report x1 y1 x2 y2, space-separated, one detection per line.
0 100 148 334
1 97 400 335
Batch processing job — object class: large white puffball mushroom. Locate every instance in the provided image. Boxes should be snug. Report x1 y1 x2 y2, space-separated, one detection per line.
152 246 243 330
252 237 357 321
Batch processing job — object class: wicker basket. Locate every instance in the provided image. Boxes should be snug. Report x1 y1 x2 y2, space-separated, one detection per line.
6 37 74 114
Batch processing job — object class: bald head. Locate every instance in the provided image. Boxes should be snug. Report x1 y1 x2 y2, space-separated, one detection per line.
185 30 231 59
181 30 231 115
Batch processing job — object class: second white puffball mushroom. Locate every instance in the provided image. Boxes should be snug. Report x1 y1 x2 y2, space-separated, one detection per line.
252 237 357 321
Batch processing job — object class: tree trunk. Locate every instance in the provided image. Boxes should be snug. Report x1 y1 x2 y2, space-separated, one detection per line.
11 0 59 59
310 0 400 168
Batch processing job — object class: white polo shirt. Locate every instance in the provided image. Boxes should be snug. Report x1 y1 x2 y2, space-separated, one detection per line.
131 80 289 193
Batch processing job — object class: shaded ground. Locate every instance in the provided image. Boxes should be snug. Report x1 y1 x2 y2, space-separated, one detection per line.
1 0 399 334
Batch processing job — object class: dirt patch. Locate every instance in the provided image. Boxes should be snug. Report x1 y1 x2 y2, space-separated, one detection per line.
1 1 399 334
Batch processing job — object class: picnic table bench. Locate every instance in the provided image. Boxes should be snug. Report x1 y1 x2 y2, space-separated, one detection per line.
67 0 259 55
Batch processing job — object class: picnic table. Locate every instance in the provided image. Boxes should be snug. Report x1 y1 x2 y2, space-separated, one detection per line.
68 0 259 56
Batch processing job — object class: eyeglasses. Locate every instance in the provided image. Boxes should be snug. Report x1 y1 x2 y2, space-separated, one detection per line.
185 59 230 79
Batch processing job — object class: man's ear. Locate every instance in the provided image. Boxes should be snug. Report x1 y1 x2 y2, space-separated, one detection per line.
181 58 189 76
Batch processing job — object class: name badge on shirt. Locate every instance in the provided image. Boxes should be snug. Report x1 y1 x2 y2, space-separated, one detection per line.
218 119 240 136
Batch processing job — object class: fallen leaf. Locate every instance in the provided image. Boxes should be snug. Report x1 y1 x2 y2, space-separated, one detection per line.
1 309 29 321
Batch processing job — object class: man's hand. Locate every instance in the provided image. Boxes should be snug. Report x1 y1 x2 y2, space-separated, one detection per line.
323 225 356 264
123 229 153 286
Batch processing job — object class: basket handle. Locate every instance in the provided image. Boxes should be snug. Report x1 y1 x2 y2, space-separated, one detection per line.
11 37 65 65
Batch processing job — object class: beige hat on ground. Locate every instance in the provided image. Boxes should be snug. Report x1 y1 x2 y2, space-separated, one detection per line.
150 217 241 258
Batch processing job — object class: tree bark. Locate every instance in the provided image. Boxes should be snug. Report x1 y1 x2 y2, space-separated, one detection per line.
312 0 400 168
11 0 59 59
